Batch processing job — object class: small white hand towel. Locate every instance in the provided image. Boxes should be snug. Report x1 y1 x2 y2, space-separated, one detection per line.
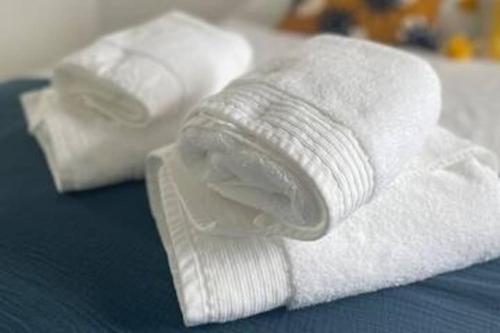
21 12 253 192
146 128 500 326
178 35 441 240
53 11 252 127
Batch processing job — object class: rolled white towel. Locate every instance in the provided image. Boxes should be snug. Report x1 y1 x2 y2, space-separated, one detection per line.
146 128 500 326
53 11 252 127
178 35 441 240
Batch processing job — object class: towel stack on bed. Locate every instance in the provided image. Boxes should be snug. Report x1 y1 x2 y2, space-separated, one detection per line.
20 12 500 328
21 11 252 192
145 35 500 326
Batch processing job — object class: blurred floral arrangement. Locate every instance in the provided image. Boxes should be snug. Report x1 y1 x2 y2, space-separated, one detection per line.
279 0 500 61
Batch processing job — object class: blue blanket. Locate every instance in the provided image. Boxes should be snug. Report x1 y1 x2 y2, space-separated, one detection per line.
0 80 499 332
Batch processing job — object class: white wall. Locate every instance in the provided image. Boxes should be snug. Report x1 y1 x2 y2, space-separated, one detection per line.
0 0 99 79
98 0 244 33
0 0 246 80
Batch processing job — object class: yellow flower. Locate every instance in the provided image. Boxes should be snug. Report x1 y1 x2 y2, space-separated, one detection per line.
443 34 474 60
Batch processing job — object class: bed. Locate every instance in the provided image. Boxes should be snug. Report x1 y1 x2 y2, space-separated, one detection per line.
0 79 499 332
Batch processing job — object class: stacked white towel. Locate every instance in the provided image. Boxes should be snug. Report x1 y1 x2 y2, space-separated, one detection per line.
178 35 441 240
22 11 252 192
147 129 500 326
145 35 500 327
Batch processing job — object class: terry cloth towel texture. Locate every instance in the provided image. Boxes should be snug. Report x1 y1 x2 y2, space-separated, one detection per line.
178 35 441 240
146 128 500 326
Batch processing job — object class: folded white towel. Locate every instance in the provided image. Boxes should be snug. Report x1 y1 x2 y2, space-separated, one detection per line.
22 88 186 191
53 11 252 127
146 128 500 326
178 35 441 240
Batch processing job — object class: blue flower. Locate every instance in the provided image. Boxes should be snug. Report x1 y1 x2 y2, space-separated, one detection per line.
319 10 355 35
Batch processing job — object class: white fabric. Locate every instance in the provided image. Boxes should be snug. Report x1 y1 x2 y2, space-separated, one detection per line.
53 11 252 127
426 55 500 160
146 128 500 326
178 35 441 240
21 88 185 191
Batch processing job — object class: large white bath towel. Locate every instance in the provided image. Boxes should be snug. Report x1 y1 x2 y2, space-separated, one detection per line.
178 35 441 240
53 11 252 127
146 128 500 326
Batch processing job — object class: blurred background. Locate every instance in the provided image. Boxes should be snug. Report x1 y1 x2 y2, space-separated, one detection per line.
0 0 498 80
